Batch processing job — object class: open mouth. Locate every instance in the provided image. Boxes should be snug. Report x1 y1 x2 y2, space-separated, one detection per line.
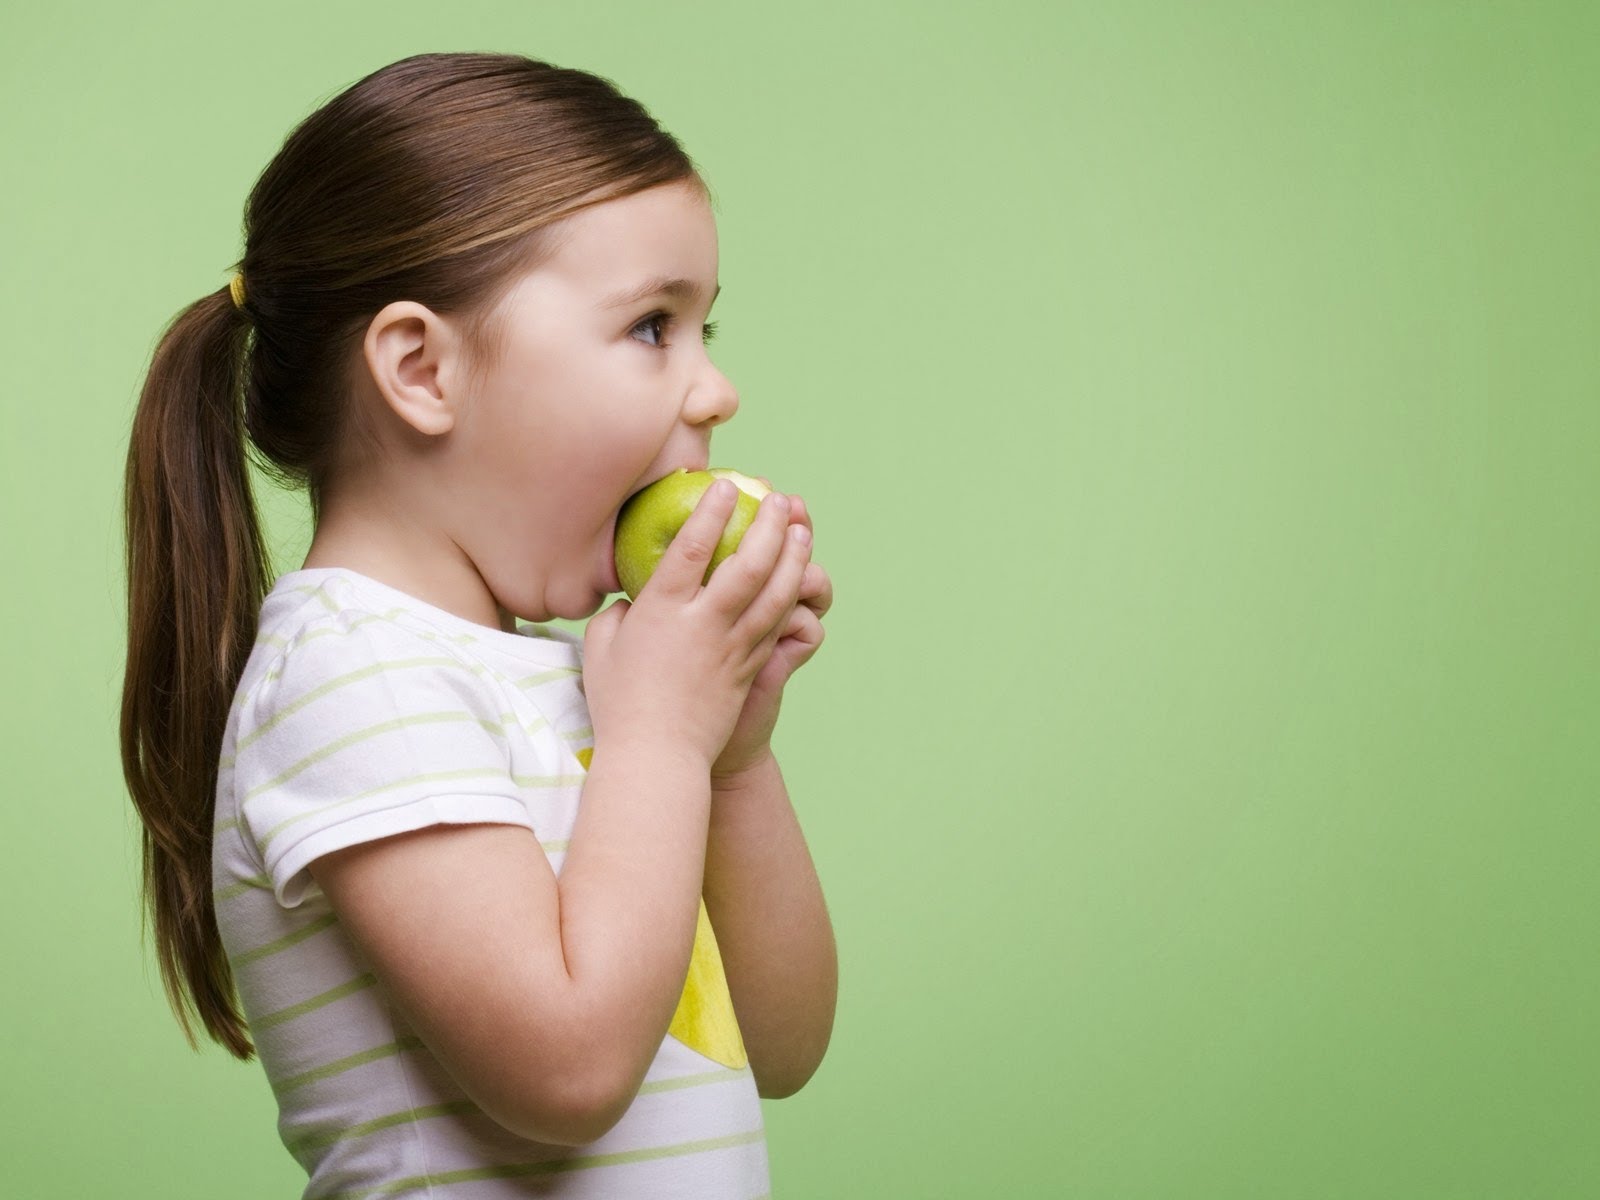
637 465 696 497
622 463 709 511
656 465 696 485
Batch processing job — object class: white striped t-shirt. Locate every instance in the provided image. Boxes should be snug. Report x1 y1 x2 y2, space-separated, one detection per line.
212 566 770 1199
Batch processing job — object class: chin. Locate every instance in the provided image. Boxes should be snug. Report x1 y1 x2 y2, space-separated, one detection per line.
546 599 597 622
492 544 616 625
487 581 545 628
541 582 608 624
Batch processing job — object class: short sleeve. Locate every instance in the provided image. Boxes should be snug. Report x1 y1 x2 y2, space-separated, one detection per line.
234 616 535 908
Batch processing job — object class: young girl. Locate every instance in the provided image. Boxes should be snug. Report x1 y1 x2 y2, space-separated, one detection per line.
119 51 836 1197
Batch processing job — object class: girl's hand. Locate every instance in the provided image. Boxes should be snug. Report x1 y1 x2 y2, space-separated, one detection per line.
584 483 809 769
710 491 832 783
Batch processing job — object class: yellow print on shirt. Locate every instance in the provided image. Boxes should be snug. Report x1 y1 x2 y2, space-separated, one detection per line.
574 745 748 1069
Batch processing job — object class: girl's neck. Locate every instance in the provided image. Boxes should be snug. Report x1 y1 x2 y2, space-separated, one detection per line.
300 534 518 636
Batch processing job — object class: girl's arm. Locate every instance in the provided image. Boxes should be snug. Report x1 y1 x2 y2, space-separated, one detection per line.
309 734 713 1146
703 750 838 1098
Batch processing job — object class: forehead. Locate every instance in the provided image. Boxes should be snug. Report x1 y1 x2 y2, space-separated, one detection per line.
537 182 718 302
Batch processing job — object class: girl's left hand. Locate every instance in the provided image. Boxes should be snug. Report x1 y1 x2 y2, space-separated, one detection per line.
709 490 832 783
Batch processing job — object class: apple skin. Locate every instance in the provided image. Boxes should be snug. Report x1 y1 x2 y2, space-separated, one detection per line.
614 467 775 599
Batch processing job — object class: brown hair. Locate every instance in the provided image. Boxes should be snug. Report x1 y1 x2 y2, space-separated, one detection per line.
119 51 706 1059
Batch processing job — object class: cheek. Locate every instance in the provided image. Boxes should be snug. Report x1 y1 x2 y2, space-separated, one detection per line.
473 406 543 489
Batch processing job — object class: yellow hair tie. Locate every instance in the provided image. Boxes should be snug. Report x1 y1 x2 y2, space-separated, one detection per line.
229 272 247 310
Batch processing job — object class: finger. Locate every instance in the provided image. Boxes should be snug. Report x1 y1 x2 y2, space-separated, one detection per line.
646 479 742 599
776 602 822 647
786 605 826 656
796 562 833 618
787 494 813 533
755 603 794 662
703 490 793 615
768 604 826 670
582 597 629 652
738 517 813 643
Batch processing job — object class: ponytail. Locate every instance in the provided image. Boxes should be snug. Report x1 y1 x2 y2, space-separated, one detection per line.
120 282 270 1059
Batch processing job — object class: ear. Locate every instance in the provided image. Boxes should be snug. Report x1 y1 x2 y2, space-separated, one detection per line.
360 301 466 437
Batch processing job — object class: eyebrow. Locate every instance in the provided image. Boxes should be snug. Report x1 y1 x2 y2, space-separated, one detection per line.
601 276 721 309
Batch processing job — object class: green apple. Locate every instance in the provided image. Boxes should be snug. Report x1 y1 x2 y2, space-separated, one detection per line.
614 467 774 599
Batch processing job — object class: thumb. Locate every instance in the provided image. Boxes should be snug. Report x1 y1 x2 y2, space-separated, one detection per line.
584 597 629 650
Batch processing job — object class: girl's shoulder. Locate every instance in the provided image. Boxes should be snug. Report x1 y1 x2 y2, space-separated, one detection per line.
240 567 583 724
250 570 431 672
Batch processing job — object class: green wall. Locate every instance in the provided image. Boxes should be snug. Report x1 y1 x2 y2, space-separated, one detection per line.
2 2 1595 1195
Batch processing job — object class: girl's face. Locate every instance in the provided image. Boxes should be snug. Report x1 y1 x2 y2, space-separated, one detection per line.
443 179 737 623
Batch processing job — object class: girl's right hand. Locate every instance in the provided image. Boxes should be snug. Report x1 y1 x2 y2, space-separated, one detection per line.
582 481 810 769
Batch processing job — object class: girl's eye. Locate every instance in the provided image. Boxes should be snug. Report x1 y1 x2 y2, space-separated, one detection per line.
632 312 720 349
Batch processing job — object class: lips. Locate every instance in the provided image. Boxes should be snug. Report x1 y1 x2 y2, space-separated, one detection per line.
631 463 704 502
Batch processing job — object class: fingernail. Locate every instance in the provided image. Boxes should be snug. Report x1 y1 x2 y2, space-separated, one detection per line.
792 525 811 545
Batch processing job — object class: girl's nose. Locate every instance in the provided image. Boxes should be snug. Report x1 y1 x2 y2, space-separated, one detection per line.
688 366 739 428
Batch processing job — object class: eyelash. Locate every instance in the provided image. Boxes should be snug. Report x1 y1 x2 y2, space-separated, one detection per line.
633 311 720 349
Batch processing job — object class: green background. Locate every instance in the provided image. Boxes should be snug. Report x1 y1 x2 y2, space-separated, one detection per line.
3 2 1596 1195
